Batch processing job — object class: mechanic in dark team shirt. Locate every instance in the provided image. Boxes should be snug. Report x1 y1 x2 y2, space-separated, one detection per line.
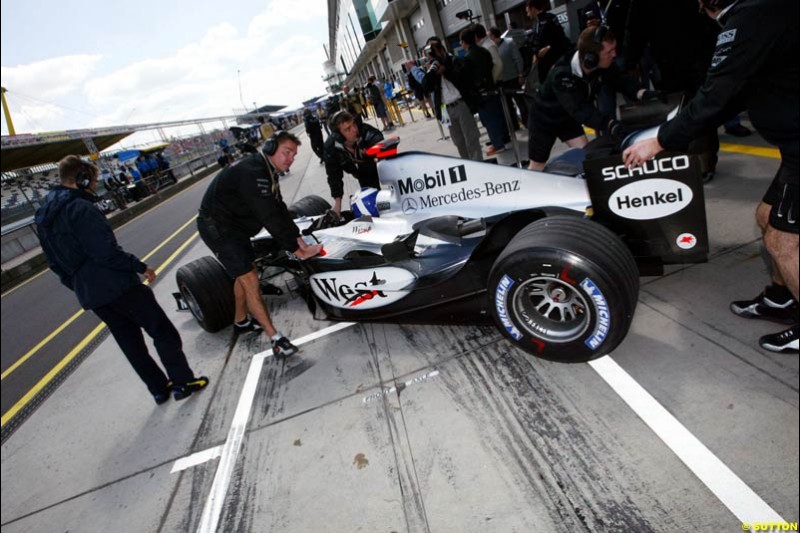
324 110 383 216
36 155 209 404
623 0 799 354
197 131 322 358
526 25 659 171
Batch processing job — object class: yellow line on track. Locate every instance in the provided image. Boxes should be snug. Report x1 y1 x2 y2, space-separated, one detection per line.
581 128 780 160
719 143 780 159
1 231 199 427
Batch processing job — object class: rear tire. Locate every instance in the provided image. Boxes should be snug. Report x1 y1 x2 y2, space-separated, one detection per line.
488 216 639 362
176 256 235 333
288 195 331 218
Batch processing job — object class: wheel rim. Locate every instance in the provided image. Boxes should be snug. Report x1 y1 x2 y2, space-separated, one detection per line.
180 284 205 323
512 277 590 343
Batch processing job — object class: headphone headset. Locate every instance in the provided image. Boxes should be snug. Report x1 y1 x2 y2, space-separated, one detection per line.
328 110 350 136
262 130 288 156
75 162 94 190
581 25 609 70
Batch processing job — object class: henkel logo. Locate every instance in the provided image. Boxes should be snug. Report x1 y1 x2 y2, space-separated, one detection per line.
397 164 467 196
609 178 693 220
310 267 414 310
601 155 690 181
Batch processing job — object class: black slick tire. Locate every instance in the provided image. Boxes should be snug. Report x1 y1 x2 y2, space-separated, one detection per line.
176 256 235 333
488 216 639 362
288 195 332 218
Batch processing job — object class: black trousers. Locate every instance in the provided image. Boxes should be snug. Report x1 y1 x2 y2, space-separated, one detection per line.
93 284 195 394
309 131 324 161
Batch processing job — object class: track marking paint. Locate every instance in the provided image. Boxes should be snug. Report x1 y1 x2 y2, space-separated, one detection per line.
171 445 223 473
362 370 440 403
195 322 356 533
589 356 785 525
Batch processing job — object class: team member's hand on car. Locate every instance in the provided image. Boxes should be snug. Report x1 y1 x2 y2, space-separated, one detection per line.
294 237 323 259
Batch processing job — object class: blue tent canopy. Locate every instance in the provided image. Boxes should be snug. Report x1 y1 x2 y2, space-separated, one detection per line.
115 149 140 162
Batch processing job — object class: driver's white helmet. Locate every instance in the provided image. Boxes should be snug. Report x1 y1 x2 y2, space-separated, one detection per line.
351 187 380 218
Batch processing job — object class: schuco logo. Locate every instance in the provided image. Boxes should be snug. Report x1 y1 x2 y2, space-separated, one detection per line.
601 155 690 181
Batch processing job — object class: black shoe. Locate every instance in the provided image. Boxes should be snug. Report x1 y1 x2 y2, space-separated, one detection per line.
759 324 799 354
153 381 173 405
731 288 798 325
173 376 210 401
725 124 752 137
233 317 263 334
271 336 298 360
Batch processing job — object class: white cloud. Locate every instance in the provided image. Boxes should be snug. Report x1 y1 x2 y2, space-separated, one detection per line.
16 103 65 132
249 0 325 34
1 55 102 101
2 3 327 136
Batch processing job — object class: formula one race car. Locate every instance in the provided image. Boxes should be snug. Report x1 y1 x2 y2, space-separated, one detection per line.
176 103 708 362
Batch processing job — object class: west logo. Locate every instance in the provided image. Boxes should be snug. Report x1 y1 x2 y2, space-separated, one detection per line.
312 271 387 307
601 155 690 181
397 164 467 195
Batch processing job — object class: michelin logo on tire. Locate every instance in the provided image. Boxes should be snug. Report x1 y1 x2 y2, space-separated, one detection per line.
580 278 610 350
496 275 523 341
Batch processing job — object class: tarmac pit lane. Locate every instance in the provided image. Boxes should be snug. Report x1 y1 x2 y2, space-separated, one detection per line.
172 317 786 533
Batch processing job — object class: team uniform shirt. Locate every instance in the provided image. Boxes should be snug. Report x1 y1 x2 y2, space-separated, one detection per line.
199 152 300 251
658 0 799 184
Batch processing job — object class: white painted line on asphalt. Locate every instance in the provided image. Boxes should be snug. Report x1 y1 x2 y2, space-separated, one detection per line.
362 369 440 404
195 321 356 533
589 356 785 525
171 445 223 473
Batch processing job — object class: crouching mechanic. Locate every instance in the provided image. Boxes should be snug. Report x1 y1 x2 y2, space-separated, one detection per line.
527 25 660 171
623 0 798 353
197 131 322 358
36 155 208 404
324 111 384 216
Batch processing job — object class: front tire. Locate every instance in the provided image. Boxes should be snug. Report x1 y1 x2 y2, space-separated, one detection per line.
488 216 639 362
176 256 235 333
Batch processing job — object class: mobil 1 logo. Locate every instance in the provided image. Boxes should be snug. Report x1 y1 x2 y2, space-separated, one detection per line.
397 164 467 196
583 153 709 261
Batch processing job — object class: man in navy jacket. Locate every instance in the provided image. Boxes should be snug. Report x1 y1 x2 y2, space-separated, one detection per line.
35 155 208 404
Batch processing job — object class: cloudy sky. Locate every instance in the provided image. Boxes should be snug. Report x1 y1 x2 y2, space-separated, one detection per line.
1 0 330 145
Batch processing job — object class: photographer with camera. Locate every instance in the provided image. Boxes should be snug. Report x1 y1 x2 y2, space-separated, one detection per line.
406 37 482 161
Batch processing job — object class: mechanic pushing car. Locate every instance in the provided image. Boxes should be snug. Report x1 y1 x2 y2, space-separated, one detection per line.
197 130 322 358
623 0 799 354
323 110 384 217
525 24 663 171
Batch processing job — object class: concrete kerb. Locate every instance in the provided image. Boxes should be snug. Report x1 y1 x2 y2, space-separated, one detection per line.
0 163 222 292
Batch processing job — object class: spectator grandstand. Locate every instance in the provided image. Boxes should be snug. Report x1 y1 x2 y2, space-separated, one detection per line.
1 128 238 225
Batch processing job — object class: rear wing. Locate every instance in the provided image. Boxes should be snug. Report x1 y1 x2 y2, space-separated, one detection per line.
583 152 709 272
